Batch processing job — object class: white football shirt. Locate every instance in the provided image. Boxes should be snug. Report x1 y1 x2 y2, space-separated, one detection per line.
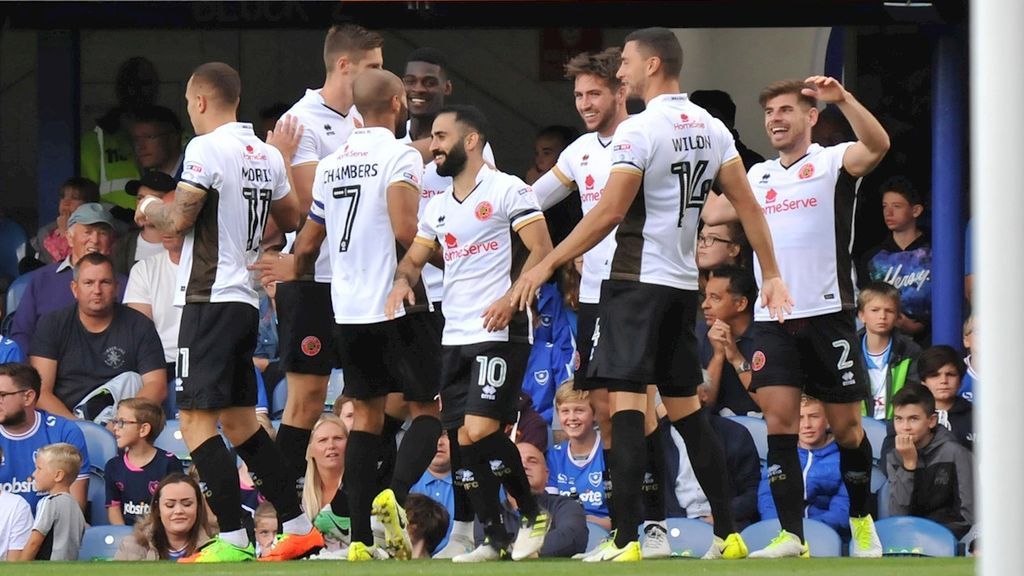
176 122 290 308
416 166 543 346
609 94 739 290
534 131 616 304
310 127 424 324
748 142 857 321
286 89 363 282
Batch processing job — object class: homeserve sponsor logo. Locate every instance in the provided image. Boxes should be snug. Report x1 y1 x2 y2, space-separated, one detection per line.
762 188 818 215
442 233 501 262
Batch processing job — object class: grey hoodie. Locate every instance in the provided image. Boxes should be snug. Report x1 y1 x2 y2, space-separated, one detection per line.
886 425 974 539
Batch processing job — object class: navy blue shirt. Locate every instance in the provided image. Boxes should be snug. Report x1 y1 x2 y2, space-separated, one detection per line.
698 323 760 416
105 449 184 525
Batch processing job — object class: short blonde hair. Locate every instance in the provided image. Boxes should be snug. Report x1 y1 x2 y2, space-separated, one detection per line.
554 380 588 409
38 443 83 479
254 501 277 523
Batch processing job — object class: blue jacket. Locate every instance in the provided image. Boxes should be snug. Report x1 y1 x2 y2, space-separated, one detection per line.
757 440 850 537
521 282 575 424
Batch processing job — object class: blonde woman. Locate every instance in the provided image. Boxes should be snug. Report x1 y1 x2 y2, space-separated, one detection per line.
302 414 350 548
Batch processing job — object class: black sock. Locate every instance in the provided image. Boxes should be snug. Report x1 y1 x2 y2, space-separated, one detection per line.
235 427 304 523
448 430 475 522
602 448 616 526
460 440 509 547
328 485 350 518
673 408 736 539
474 430 540 519
766 433 805 540
275 423 312 480
390 415 443 505
840 433 873 518
345 430 381 546
191 436 244 533
376 415 403 492
642 431 666 522
610 410 645 548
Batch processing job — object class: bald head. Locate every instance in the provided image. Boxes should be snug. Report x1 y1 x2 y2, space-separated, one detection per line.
353 69 408 137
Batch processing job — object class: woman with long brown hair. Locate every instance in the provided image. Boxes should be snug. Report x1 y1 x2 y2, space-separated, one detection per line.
115 472 214 560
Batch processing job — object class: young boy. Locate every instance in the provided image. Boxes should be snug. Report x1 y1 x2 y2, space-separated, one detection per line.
0 446 33 560
254 502 278 558
959 315 978 402
105 398 184 525
22 443 87 560
887 385 974 539
859 177 932 344
545 382 609 530
857 282 921 420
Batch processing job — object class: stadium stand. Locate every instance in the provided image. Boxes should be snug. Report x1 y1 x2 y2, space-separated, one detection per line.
664 516 715 558
870 516 959 557
74 420 118 475
741 518 843 557
78 524 134 560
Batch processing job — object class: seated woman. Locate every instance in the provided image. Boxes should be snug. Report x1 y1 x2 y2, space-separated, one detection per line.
301 414 350 549
115 472 214 560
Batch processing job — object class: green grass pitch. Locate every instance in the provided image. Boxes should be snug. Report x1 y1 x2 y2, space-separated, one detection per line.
9 558 974 575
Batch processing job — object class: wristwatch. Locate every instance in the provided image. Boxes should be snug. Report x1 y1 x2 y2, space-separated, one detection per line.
734 360 752 374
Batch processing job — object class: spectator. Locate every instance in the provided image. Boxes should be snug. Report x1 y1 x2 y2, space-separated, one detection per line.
252 284 282 392
521 281 575 425
105 398 184 525
918 346 973 451
0 363 90 513
29 253 166 422
115 472 215 560
503 442 587 558
508 393 549 453
332 397 355 435
758 395 850 538
0 338 22 364
21 443 86 560
696 221 751 276
857 282 921 420
29 177 100 267
405 493 449 559
301 414 350 548
959 315 978 402
410 432 457 555
858 176 932 344
113 171 179 276
254 502 278 558
887 385 974 539
545 382 609 529
526 125 582 246
10 202 127 355
0 445 33 561
662 400 760 531
699 266 760 417
128 106 184 178
690 89 765 170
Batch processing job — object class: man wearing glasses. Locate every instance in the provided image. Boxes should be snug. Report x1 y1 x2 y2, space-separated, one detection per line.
0 363 91 514
129 105 185 179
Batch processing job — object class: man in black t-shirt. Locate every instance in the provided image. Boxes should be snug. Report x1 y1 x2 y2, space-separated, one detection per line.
28 253 166 422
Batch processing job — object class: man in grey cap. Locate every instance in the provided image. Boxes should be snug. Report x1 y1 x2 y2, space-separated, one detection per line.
10 203 127 355
112 171 179 275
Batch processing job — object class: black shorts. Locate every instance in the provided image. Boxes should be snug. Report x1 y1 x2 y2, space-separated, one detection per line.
573 303 602 391
587 280 700 398
276 280 337 376
177 302 259 410
439 341 530 430
334 312 441 402
749 310 869 404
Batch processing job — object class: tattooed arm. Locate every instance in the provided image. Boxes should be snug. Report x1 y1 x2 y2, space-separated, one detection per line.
135 184 207 235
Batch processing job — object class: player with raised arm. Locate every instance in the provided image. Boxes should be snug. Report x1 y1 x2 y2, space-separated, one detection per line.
385 105 554 563
529 47 670 559
135 62 322 562
511 28 791 561
291 69 436 561
703 77 890 559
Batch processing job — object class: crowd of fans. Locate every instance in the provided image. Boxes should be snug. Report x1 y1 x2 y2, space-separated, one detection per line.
0 33 974 562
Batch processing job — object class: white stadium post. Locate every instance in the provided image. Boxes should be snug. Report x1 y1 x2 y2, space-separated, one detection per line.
974 1 1024 574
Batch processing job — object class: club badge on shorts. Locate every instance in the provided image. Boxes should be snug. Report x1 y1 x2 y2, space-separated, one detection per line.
301 336 322 357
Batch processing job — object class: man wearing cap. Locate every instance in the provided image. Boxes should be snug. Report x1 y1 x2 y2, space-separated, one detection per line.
112 171 179 276
10 203 127 355
29 252 166 422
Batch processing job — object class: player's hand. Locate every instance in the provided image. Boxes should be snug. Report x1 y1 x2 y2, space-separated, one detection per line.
802 76 849 104
266 114 304 164
482 297 516 332
895 434 918 469
386 279 415 320
248 251 297 286
509 260 555 311
759 276 794 323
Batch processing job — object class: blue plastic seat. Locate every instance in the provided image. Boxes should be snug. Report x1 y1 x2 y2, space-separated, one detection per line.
585 520 609 553
871 464 887 493
741 518 842 557
0 217 26 281
155 419 191 462
2 271 32 331
74 420 118 474
664 516 714 558
87 470 109 526
271 377 288 419
861 417 888 462
78 524 134 560
728 415 767 463
877 480 891 519
870 516 958 557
